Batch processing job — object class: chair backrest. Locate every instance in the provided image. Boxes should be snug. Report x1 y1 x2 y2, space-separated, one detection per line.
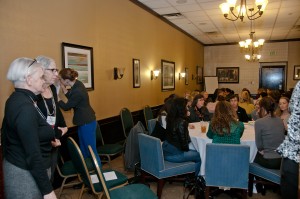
120 108 134 138
95 122 104 146
205 143 250 189
138 134 164 174
67 137 100 192
147 119 157 135
143 105 154 129
88 145 111 199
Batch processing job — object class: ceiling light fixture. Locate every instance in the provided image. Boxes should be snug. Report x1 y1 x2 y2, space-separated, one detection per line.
219 0 268 22
239 18 264 61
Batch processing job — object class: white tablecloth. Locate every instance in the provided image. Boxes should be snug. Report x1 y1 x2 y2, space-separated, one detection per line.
188 122 257 176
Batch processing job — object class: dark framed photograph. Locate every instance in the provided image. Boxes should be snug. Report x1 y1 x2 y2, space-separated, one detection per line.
161 60 175 91
133 58 140 88
216 67 239 83
197 66 203 84
293 65 300 80
62 42 94 90
185 67 189 85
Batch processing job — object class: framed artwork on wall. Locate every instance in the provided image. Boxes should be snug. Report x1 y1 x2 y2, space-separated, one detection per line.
185 67 189 85
161 60 175 91
133 58 141 88
62 42 94 90
216 67 239 83
197 66 203 84
293 65 300 80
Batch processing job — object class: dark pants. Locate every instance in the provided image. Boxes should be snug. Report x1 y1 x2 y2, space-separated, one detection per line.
281 158 299 199
254 152 281 169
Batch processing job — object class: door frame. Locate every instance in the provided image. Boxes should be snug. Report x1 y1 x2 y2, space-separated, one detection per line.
259 62 288 91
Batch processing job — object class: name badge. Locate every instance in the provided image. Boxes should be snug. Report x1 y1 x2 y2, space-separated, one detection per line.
46 116 56 128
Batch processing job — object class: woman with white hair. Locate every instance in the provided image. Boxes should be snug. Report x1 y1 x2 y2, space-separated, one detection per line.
36 55 68 181
2 57 57 199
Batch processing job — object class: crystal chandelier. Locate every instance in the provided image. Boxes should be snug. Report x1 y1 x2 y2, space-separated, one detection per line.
219 0 268 22
239 20 264 61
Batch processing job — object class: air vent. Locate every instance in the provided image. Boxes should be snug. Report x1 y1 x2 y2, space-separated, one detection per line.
161 13 183 19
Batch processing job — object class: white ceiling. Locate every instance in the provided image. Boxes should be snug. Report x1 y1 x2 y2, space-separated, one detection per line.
133 0 300 45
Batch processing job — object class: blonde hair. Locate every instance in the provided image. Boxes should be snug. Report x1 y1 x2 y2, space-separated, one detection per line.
240 90 251 103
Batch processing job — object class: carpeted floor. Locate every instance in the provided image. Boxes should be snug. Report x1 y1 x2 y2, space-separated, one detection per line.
55 155 281 199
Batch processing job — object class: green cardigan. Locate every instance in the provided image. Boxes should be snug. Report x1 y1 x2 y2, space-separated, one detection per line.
206 121 244 144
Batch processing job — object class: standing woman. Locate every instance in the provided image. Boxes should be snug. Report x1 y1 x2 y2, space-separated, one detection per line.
36 56 68 180
254 96 285 169
188 94 210 122
162 97 201 176
277 81 300 199
58 68 100 164
2 58 57 199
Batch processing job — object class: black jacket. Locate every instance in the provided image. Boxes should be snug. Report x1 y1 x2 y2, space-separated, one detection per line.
189 106 210 122
166 119 191 151
58 80 95 126
237 106 249 122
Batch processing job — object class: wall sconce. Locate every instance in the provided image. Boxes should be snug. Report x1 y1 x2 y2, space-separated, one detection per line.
179 72 186 80
151 70 160 80
114 67 125 80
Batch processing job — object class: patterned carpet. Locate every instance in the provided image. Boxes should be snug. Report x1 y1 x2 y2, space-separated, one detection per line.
55 155 281 199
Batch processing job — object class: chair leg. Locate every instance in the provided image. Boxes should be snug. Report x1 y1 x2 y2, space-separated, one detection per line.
242 189 247 199
248 174 254 197
57 178 67 198
205 186 210 199
157 179 165 199
141 171 146 184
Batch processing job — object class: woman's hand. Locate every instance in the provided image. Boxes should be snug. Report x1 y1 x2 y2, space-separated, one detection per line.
44 191 57 199
58 127 68 136
51 139 61 148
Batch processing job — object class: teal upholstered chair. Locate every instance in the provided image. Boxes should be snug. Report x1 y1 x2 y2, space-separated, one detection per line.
143 105 154 130
248 162 281 196
120 108 134 138
138 133 195 199
67 137 128 199
147 119 157 135
205 143 250 199
88 145 158 199
95 123 124 169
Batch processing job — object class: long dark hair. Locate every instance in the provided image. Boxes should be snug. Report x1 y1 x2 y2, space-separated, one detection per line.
59 68 78 81
259 96 276 117
166 97 187 129
211 101 238 135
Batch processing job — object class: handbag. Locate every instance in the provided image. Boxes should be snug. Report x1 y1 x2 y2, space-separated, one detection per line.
183 175 206 199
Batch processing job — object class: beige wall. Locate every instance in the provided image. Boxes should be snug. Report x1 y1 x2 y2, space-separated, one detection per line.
204 41 300 94
0 0 204 127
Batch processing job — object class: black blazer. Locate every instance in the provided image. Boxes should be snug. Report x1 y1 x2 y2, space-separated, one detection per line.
58 80 96 126
237 106 249 123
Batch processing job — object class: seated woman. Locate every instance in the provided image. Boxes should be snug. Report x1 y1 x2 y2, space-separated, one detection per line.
162 97 201 176
254 96 285 169
275 96 290 132
250 98 261 121
239 90 255 115
207 101 244 144
189 94 210 122
228 94 249 122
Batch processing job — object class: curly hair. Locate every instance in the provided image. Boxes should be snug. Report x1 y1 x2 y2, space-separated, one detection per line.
210 101 238 135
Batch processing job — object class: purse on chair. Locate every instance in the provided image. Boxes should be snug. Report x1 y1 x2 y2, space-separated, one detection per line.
183 175 206 199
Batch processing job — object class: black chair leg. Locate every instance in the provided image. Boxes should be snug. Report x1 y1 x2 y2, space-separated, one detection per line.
248 173 254 197
157 179 165 199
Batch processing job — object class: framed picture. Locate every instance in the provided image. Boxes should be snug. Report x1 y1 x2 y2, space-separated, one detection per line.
161 60 175 91
62 42 94 90
133 58 141 88
216 67 239 83
197 66 203 84
185 67 189 85
293 65 300 80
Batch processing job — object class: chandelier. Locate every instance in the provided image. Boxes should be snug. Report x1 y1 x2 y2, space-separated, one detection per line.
239 19 264 61
219 0 268 22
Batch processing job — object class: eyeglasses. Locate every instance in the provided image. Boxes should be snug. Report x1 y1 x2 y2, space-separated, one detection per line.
46 68 59 73
28 59 37 68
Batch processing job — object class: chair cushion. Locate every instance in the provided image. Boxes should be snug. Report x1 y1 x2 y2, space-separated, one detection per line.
143 160 195 179
249 162 281 184
97 144 124 154
92 169 128 192
110 183 157 199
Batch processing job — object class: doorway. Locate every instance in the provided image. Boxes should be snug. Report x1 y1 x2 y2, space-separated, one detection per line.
259 62 287 91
